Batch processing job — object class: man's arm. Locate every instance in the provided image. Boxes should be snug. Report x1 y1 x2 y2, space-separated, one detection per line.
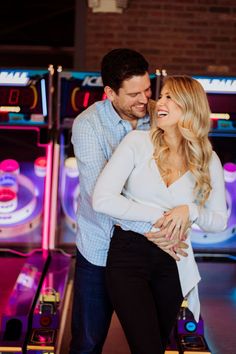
72 115 153 233
72 118 108 198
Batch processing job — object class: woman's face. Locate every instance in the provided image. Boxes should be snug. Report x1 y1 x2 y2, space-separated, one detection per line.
156 84 183 130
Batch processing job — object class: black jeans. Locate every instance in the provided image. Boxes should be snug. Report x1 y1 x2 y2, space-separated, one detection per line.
106 226 183 354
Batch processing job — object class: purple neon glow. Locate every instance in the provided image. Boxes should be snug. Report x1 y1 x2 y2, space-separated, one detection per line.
224 162 236 172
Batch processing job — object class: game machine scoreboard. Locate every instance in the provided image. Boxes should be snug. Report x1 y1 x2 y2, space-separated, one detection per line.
0 67 53 353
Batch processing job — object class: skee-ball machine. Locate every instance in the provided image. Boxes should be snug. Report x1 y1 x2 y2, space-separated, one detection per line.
176 75 236 354
0 66 54 353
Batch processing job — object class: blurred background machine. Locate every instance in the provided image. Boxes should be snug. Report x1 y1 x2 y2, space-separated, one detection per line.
0 67 54 353
0 66 73 354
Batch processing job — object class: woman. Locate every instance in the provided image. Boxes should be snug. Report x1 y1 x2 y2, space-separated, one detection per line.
92 76 228 354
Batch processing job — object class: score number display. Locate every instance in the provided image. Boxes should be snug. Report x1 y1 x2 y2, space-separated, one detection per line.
0 70 49 126
59 71 104 127
58 71 157 127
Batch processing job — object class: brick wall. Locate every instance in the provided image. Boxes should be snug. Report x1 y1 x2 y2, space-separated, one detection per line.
85 0 236 76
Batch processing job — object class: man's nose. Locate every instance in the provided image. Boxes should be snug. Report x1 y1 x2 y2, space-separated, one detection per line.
138 92 149 103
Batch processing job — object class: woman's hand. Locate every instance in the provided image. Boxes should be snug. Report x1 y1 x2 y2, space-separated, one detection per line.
144 227 189 261
154 205 190 241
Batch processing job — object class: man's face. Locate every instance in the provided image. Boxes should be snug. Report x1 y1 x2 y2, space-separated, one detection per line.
108 72 152 124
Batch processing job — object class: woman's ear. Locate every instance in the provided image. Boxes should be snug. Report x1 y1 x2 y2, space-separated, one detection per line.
104 86 115 102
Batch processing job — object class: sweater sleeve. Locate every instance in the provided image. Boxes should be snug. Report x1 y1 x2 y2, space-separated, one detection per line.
190 152 228 232
93 131 165 223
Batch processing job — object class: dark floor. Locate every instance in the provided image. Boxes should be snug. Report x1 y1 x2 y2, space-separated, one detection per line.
61 261 236 354
197 261 236 354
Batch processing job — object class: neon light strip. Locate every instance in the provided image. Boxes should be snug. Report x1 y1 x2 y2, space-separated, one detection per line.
42 141 53 250
49 143 60 249
71 87 79 111
30 85 38 109
41 79 47 117
83 92 90 107
0 106 21 112
0 346 22 352
0 125 40 132
210 113 230 120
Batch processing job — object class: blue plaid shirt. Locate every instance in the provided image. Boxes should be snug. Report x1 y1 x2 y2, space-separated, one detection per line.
72 99 152 266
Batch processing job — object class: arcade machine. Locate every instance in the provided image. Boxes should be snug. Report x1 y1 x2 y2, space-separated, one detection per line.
0 67 54 352
191 76 236 255
175 76 236 354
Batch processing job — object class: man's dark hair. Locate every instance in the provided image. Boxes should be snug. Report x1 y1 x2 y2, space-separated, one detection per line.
101 48 149 93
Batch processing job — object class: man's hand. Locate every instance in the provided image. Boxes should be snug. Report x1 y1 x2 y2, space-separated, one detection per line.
144 227 188 261
163 243 188 261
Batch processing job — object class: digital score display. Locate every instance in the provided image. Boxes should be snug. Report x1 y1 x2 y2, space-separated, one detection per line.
194 76 236 133
58 71 157 127
0 69 51 126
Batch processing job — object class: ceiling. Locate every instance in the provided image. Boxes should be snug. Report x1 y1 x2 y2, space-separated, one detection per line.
0 1 75 47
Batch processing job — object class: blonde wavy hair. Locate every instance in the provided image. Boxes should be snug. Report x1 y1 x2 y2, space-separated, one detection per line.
149 75 213 206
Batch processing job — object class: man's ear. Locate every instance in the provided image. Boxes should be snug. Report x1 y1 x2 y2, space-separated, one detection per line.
104 86 116 102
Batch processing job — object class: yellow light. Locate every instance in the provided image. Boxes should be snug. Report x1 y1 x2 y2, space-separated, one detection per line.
210 113 230 120
0 106 21 113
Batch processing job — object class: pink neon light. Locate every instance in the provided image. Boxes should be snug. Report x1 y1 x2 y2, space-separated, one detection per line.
42 141 53 250
0 126 40 132
102 93 107 100
48 143 60 249
83 92 90 108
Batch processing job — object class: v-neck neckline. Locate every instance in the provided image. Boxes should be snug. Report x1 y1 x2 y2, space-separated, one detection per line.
151 159 190 189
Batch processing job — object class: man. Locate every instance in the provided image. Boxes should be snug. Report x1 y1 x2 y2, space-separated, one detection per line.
70 48 186 354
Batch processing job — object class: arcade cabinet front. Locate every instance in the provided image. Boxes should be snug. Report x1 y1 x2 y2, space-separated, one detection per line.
0 67 53 353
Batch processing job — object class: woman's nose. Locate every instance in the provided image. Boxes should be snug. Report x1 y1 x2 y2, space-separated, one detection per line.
157 96 166 105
